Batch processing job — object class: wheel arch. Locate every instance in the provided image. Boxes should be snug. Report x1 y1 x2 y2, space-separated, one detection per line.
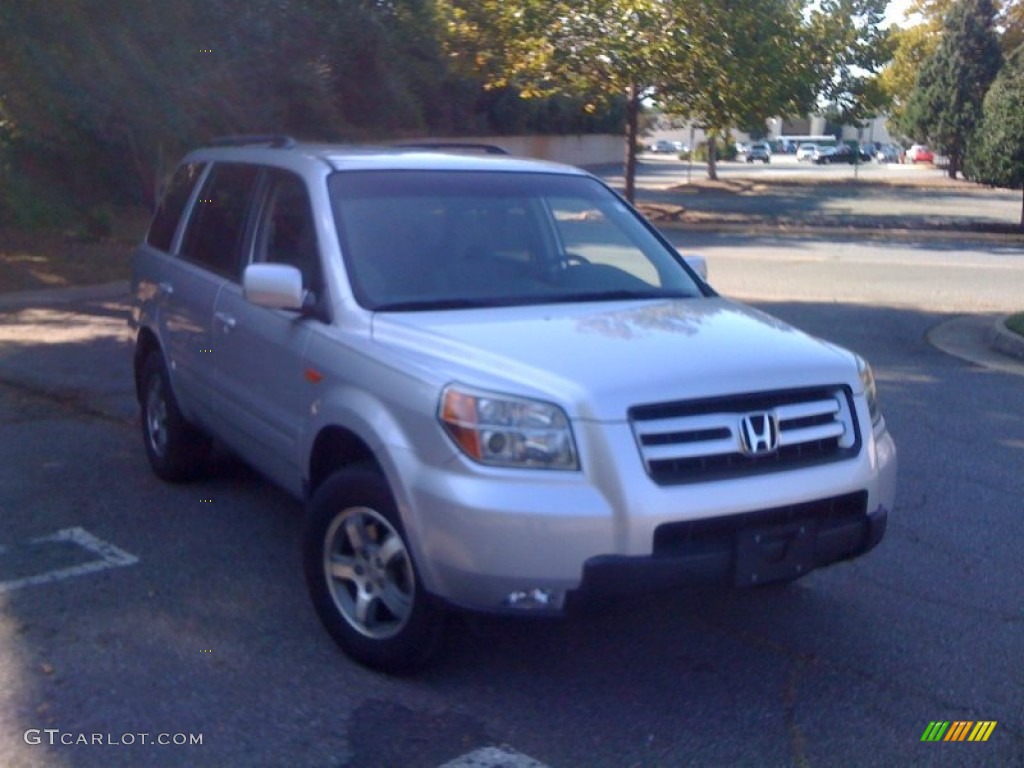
307 426 381 499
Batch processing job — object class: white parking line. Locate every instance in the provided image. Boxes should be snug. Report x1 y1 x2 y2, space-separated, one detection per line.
0 527 139 594
438 746 551 768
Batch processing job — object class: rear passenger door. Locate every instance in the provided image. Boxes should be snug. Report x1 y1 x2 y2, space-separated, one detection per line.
163 162 261 428
209 170 325 494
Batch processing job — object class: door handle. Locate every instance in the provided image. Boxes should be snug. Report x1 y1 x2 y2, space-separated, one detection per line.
214 311 236 331
158 281 174 297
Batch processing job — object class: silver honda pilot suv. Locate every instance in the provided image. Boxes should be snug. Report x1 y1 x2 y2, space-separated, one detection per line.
130 137 897 672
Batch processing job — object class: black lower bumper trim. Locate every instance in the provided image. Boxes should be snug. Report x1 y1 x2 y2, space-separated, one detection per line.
573 494 887 600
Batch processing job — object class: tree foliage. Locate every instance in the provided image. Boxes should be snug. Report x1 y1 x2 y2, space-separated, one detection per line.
964 46 1024 224
0 0 900 221
442 0 892 184
0 0 623 225
879 23 942 134
656 0 821 180
438 0 680 199
808 0 893 124
902 0 1003 177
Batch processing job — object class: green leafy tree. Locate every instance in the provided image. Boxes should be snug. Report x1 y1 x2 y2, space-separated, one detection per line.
808 0 893 124
964 47 1024 225
657 0 821 180
903 0 1003 177
438 0 679 201
659 0 891 180
880 24 940 136
881 0 956 138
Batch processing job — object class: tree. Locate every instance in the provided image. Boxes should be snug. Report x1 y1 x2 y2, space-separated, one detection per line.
438 0 678 202
657 0 821 180
880 24 940 135
880 0 955 138
902 0 1003 177
964 46 1024 226
0 0 476 219
808 0 894 125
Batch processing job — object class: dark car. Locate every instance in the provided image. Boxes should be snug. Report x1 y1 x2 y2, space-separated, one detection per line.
815 145 871 165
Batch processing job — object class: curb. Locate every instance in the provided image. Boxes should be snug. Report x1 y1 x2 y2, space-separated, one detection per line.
991 316 1024 361
650 218 1024 245
0 280 130 311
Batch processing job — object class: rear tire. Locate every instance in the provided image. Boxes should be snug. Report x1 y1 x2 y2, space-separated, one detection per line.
139 354 210 481
304 467 445 674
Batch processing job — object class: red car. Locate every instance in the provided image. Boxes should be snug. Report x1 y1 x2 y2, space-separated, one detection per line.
905 145 934 164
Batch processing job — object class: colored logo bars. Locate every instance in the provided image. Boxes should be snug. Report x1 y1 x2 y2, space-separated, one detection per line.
921 721 997 742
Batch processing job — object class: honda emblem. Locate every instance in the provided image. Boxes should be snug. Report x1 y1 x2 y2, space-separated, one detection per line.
740 412 779 455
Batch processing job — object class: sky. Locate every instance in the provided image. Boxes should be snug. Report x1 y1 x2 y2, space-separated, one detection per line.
884 0 918 27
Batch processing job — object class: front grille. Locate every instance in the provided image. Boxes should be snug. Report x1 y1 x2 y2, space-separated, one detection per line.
630 386 861 485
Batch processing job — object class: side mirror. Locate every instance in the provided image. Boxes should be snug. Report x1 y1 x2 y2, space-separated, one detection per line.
243 263 304 310
682 254 708 281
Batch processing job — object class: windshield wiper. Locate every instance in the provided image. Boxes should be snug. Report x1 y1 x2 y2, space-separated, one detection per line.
541 289 693 304
373 291 698 311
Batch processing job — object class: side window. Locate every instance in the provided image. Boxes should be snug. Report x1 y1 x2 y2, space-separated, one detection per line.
146 162 206 251
253 172 322 297
180 163 261 278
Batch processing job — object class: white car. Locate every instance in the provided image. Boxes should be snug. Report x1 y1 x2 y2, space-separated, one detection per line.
796 143 818 162
130 137 897 672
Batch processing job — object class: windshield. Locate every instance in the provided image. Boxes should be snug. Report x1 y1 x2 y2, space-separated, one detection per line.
329 170 704 311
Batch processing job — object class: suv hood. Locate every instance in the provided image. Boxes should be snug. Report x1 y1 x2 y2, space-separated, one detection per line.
371 298 857 421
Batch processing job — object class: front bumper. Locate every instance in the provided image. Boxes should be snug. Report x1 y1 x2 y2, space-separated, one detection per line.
397 426 896 614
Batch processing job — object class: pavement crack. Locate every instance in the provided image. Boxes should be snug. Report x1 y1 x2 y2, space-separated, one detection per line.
784 661 812 768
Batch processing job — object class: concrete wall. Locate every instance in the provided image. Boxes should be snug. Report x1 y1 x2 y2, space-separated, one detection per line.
423 134 624 167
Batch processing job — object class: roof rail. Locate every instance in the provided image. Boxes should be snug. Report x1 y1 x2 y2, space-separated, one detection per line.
209 134 298 149
395 142 510 156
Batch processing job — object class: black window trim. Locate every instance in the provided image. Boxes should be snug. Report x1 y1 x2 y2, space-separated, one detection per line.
177 161 265 282
146 161 209 254
247 168 332 323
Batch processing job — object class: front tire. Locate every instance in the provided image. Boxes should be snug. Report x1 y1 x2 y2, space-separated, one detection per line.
139 354 210 481
304 468 445 674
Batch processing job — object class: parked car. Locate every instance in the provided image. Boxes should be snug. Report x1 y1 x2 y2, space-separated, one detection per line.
811 146 837 164
817 145 872 165
905 145 934 164
796 143 818 162
876 144 903 163
740 142 771 164
130 137 897 673
648 140 678 154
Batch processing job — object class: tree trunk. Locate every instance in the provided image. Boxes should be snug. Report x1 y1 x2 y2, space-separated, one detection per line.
706 130 719 181
1020 186 1023 229
623 84 640 204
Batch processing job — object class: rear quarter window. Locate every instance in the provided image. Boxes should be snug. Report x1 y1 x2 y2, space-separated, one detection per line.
146 162 206 252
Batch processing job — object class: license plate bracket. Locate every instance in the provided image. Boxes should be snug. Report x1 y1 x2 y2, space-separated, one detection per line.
734 520 816 587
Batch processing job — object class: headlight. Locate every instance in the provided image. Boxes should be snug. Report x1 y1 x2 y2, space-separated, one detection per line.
856 356 882 427
439 386 579 470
